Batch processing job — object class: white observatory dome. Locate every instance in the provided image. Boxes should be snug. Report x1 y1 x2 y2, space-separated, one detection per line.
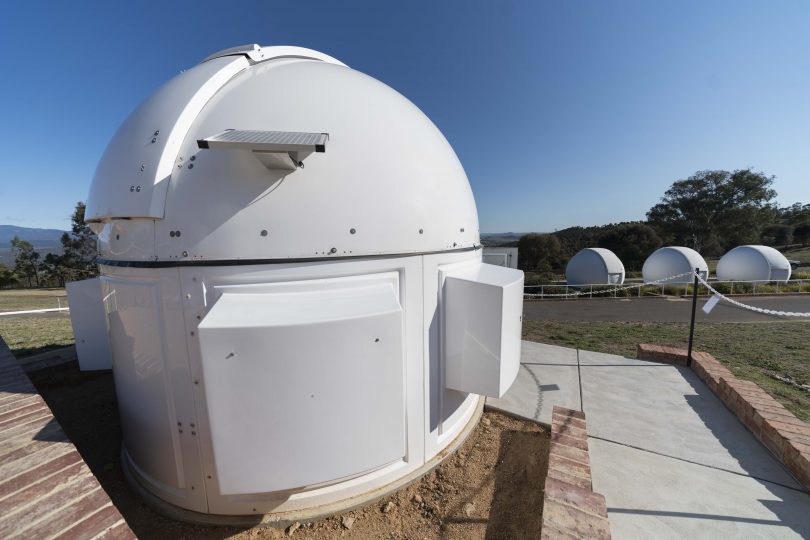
86 45 478 260
85 45 524 524
565 248 625 286
716 245 792 282
642 246 708 284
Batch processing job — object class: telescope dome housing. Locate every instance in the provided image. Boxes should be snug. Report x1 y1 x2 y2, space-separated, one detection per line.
642 246 708 284
565 248 625 286
86 45 524 523
716 245 792 282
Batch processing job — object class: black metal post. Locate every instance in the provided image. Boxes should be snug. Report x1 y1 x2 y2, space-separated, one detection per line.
687 267 699 367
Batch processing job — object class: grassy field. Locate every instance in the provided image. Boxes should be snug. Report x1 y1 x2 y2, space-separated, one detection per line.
0 288 68 312
785 246 810 264
523 319 810 421
0 315 74 358
0 289 74 357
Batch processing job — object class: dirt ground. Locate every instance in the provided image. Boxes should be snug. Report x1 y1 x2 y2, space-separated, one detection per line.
29 362 549 540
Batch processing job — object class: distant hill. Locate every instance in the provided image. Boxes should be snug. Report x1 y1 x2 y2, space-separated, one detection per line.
480 232 528 246
0 225 66 266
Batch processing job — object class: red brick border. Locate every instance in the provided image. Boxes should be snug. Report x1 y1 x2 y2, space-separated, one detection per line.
634 344 689 366
542 406 611 539
637 344 810 491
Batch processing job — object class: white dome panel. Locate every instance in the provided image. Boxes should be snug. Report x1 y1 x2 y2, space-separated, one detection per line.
716 245 792 282
642 247 708 284
198 275 405 494
89 46 479 263
565 248 625 286
87 56 250 221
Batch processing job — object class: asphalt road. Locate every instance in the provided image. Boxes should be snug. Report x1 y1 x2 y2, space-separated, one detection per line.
523 295 810 323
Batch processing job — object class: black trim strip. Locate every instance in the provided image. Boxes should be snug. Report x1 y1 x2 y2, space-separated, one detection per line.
98 246 481 268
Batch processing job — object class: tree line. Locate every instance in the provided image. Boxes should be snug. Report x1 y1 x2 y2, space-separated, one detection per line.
516 169 810 275
3 169 808 285
0 202 98 288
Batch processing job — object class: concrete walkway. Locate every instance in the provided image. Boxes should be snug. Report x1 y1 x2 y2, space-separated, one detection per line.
487 341 810 539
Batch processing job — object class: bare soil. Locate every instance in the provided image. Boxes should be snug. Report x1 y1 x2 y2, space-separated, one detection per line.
29 362 549 540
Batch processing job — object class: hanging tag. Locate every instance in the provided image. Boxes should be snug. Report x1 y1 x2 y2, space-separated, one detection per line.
702 294 721 314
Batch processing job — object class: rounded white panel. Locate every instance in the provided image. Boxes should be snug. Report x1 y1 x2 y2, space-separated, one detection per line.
642 246 708 284
201 44 348 66
565 248 625 286
716 245 792 282
90 47 479 263
87 55 251 221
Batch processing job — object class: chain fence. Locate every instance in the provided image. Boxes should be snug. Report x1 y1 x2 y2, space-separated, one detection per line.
523 272 694 299
523 269 810 318
694 272 810 318
525 276 810 300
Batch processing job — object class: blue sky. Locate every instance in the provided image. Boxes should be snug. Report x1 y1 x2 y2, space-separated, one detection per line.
1 1 808 232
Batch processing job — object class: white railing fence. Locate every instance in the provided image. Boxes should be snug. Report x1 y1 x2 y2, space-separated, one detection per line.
524 278 810 300
0 295 69 317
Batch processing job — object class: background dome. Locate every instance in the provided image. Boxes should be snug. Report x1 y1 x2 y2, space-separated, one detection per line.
565 248 625 286
716 245 792 282
642 246 708 284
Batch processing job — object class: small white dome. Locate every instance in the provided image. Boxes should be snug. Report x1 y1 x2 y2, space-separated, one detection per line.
565 248 625 286
716 245 791 282
642 247 708 284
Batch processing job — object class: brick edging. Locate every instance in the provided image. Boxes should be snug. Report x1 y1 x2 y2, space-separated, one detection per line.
541 406 611 539
637 344 810 490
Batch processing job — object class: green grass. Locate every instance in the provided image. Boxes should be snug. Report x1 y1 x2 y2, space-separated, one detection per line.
0 315 74 358
523 319 810 421
0 288 68 312
784 246 810 264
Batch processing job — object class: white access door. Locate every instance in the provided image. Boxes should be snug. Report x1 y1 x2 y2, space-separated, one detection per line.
197 274 406 495
66 277 112 370
443 263 524 398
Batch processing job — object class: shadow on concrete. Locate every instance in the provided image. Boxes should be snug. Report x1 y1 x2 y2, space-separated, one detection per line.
680 367 810 537
607 507 787 526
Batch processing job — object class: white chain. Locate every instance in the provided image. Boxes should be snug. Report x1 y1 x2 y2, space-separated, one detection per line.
524 271 694 298
694 273 810 318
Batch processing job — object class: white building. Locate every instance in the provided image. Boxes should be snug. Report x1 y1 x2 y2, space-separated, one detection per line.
716 245 792 282
84 45 523 522
482 247 518 269
565 248 625 286
642 246 708 284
